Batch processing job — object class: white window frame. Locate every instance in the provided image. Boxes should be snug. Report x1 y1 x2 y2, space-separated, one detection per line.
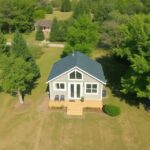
68 69 83 80
84 82 99 95
53 82 66 91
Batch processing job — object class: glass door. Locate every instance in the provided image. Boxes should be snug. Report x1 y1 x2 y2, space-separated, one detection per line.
69 83 82 99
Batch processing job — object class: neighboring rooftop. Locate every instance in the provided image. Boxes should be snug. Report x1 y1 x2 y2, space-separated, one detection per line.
47 52 106 83
35 19 52 28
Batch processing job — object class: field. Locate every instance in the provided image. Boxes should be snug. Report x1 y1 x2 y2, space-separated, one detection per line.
45 10 73 20
0 46 150 150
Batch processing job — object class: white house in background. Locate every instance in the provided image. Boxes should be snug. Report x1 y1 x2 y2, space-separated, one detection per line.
46 52 106 104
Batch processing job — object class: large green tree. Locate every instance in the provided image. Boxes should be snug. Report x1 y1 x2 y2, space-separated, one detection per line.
0 56 39 104
61 0 71 12
0 0 36 32
64 14 99 55
11 31 31 60
114 14 150 99
49 18 59 41
0 31 40 104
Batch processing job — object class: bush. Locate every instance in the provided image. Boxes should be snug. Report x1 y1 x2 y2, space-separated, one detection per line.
35 26 45 41
103 104 121 117
33 9 45 19
45 4 53 14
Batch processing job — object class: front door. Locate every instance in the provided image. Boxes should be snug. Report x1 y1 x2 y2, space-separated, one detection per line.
69 83 82 99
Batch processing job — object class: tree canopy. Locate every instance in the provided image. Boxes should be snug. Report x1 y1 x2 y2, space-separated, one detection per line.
64 14 99 56
61 0 71 12
114 14 150 99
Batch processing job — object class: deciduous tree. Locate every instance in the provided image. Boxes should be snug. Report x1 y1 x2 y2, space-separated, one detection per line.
64 14 99 56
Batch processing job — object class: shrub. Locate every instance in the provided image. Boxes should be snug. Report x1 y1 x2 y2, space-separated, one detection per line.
103 104 121 116
35 26 45 41
45 4 53 14
33 9 45 19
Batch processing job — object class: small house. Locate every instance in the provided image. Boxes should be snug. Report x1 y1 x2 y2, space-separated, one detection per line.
46 52 106 115
34 19 52 33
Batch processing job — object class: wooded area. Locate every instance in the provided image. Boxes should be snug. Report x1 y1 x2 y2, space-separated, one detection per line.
0 0 150 102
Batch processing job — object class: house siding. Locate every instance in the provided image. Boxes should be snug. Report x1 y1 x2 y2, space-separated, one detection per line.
49 68 103 101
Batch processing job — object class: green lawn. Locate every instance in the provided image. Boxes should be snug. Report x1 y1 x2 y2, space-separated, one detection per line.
45 10 73 21
0 48 150 150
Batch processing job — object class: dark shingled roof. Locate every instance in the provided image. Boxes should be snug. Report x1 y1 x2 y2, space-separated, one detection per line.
47 52 106 83
35 19 52 28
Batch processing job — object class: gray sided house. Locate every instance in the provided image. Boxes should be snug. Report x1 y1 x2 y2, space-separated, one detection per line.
46 52 106 102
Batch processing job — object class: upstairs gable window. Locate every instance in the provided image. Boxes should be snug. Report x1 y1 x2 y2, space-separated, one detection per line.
69 70 82 80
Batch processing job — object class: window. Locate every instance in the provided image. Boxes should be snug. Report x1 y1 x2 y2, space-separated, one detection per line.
85 83 98 94
54 82 66 91
69 71 82 79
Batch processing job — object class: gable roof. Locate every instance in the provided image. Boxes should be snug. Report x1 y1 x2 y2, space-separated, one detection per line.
35 19 52 28
47 52 106 84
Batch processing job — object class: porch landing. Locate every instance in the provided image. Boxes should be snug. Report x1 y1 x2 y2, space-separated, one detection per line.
49 100 103 116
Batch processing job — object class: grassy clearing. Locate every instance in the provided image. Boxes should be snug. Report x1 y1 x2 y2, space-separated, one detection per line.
0 48 150 150
45 10 73 20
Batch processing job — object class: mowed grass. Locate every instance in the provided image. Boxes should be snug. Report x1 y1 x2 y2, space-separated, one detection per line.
0 48 150 150
45 10 73 20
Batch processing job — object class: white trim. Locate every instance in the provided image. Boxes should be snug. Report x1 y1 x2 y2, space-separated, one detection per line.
53 82 66 91
49 82 51 99
68 82 83 99
100 84 103 100
84 82 99 95
68 69 83 81
46 66 106 85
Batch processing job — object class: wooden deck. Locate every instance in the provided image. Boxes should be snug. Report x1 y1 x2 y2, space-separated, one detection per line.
49 100 103 116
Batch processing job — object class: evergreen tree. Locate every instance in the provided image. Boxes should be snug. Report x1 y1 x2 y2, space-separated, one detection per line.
64 14 99 56
0 32 6 54
45 4 53 14
73 0 90 18
11 31 31 60
0 30 40 104
35 26 45 41
61 0 71 12
49 18 59 41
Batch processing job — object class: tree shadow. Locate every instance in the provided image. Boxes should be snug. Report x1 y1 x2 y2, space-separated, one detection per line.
96 54 141 107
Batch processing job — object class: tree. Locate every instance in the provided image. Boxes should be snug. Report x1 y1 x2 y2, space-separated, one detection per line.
73 0 90 18
35 26 45 41
11 31 31 60
45 4 53 14
0 56 39 104
0 0 36 32
33 9 46 19
0 32 6 54
61 0 71 12
64 14 99 56
114 15 150 99
49 18 59 41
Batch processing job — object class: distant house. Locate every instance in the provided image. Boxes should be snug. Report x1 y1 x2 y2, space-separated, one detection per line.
34 19 52 33
46 52 106 115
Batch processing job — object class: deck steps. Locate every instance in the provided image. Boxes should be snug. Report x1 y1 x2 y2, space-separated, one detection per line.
67 103 83 116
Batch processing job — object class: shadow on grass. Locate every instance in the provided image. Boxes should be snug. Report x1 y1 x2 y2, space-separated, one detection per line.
96 54 143 107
